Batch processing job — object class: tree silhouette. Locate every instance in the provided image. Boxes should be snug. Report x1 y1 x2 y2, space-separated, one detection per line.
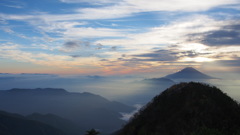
85 129 100 135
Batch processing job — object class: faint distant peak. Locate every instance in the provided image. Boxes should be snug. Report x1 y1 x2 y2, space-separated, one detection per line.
20 73 54 75
86 75 105 79
0 73 11 75
19 73 58 77
143 77 175 83
6 88 68 95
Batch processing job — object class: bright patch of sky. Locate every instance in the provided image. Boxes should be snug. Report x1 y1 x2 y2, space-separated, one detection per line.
0 0 240 75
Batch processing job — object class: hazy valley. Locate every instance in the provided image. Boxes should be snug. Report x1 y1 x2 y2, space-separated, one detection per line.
0 67 240 135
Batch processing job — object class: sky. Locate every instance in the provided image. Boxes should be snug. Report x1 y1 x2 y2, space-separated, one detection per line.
0 0 240 75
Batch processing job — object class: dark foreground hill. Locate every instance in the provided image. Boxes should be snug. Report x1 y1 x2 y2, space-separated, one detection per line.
116 82 240 135
0 110 65 135
27 113 84 135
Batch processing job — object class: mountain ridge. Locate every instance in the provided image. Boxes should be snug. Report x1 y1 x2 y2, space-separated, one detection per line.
116 82 240 135
0 110 65 135
27 113 85 135
0 88 134 133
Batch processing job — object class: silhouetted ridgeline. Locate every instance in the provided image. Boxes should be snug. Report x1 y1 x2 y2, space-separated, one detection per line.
0 110 65 135
0 88 134 133
116 82 240 135
27 113 85 135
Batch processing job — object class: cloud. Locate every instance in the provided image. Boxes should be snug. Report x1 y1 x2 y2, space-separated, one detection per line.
125 0 239 12
97 15 223 50
0 42 99 68
0 13 128 40
2 4 24 9
59 41 81 52
96 43 103 50
64 41 81 48
74 0 240 20
0 0 239 74
0 0 238 46
126 49 212 62
218 59 240 67
37 21 87 33
0 0 26 9
0 42 20 50
1 27 14 34
2 0 238 22
59 40 95 53
0 26 29 39
121 104 142 121
201 24 240 46
70 55 82 58
110 46 117 51
63 27 127 38
59 0 118 4
132 50 179 62
72 0 240 20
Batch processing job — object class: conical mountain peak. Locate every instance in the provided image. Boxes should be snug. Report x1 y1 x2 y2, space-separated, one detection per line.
165 67 215 79
180 67 200 72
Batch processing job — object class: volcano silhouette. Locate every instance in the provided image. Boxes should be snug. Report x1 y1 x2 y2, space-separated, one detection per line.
165 67 215 79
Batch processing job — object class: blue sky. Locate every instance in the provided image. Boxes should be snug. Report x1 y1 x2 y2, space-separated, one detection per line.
0 0 240 75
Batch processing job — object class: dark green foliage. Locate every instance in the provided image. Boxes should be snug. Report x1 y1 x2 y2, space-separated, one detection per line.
85 129 100 135
190 127 224 135
117 82 240 135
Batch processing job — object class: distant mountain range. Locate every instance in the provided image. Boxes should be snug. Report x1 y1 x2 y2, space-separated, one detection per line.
132 67 215 104
0 110 65 135
141 67 216 85
165 67 216 80
129 67 215 104
142 77 175 85
116 82 240 135
0 88 134 133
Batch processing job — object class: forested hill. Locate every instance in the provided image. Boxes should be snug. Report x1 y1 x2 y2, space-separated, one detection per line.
116 82 240 135
0 110 65 135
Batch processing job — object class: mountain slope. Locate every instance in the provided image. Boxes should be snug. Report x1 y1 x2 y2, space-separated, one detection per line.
0 88 134 133
116 82 240 135
165 67 215 79
27 113 84 135
0 110 65 135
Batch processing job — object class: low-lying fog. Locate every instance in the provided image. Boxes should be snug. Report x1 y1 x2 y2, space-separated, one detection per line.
0 73 239 106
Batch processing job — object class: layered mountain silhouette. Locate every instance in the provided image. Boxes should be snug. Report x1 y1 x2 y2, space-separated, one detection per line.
130 67 218 105
165 67 216 80
0 110 65 135
116 82 240 135
0 88 134 133
27 113 85 135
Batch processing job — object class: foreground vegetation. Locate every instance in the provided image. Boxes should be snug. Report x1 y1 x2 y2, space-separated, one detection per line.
116 82 240 135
